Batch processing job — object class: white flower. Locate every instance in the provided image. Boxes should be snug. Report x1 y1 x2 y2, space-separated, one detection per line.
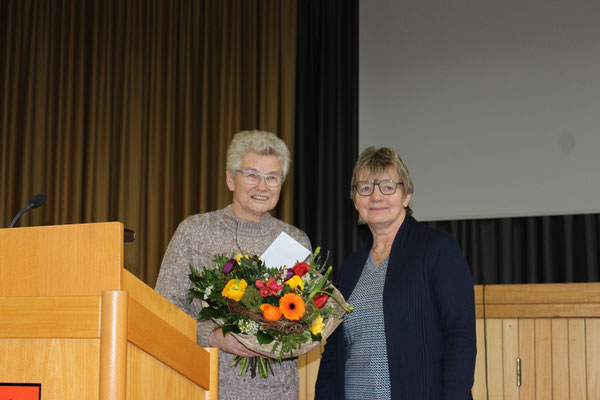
203 285 213 300
238 319 260 335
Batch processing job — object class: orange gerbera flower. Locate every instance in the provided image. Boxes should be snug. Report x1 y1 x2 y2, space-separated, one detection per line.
279 293 305 320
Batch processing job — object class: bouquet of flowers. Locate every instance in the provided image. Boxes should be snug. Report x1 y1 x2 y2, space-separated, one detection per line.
188 247 352 378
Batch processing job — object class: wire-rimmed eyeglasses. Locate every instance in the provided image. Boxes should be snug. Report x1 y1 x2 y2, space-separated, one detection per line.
353 180 403 196
235 169 284 187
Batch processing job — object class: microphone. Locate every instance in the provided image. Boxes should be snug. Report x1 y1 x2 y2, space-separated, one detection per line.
8 193 48 228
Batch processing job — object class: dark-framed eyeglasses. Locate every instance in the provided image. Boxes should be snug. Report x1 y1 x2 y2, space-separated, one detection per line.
235 169 284 187
353 180 403 196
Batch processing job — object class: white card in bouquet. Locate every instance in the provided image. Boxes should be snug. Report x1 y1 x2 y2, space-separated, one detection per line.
260 232 311 269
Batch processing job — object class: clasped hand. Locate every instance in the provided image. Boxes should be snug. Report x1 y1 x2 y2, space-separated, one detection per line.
208 328 263 358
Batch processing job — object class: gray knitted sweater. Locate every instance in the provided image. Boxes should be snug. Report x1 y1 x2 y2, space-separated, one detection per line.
155 205 311 400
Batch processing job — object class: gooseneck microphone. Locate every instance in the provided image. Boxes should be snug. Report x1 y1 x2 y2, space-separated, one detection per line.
8 193 48 228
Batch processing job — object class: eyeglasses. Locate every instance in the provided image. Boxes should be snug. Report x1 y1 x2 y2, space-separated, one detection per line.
353 180 403 196
235 169 284 187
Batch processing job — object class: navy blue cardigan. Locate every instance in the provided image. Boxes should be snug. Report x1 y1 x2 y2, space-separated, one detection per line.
315 216 476 399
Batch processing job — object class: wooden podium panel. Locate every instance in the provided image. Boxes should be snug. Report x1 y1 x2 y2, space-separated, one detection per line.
127 344 208 399
0 222 123 297
0 222 218 400
0 338 100 398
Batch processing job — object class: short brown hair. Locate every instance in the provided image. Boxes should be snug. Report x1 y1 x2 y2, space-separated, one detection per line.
350 147 414 214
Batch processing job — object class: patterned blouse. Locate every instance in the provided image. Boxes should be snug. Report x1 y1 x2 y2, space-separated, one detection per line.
343 254 392 400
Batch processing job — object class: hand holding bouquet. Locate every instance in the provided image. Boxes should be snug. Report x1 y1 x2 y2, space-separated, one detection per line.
188 248 352 378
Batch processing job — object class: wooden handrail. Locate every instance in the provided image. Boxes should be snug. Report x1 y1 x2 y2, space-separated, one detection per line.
474 282 600 318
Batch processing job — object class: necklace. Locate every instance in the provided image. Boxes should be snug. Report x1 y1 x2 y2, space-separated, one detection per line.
234 219 249 255
371 245 391 264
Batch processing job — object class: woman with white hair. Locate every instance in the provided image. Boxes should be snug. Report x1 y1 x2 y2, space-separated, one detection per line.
156 130 311 399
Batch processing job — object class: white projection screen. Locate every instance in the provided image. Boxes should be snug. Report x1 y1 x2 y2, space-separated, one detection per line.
359 0 600 221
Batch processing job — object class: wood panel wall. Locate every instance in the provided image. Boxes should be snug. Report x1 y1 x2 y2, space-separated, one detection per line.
296 283 600 400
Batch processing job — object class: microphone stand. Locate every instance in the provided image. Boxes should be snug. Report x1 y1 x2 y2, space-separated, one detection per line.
9 203 35 228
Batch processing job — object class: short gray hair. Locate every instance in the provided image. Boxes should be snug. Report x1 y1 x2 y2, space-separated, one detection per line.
226 130 291 177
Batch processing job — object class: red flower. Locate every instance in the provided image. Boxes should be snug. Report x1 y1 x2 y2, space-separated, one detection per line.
255 280 269 297
267 278 284 293
255 278 284 297
313 294 329 309
292 262 310 277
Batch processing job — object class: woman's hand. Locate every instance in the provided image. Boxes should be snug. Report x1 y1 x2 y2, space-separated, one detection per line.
208 328 261 358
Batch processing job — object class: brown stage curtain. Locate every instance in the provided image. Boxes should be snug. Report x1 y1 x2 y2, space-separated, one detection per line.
0 0 297 286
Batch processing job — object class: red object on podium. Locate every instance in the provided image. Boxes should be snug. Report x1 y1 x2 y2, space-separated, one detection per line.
0 384 41 400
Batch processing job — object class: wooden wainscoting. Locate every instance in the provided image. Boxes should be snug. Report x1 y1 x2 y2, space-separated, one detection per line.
472 283 600 400
296 282 600 400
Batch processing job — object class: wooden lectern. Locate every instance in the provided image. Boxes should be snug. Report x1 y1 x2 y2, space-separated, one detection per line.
0 222 218 399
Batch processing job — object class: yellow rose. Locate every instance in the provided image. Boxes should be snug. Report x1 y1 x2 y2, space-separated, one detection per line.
222 278 247 302
284 275 304 290
309 315 325 335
